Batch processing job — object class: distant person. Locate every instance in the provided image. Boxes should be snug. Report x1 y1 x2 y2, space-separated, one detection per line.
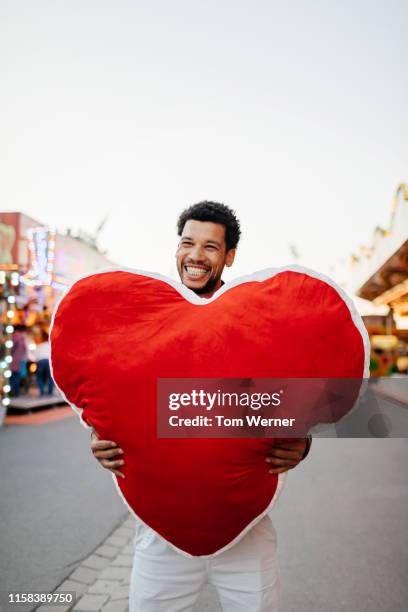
35 332 54 396
10 326 28 397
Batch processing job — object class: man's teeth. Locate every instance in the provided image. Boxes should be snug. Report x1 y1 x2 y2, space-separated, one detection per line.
185 266 208 277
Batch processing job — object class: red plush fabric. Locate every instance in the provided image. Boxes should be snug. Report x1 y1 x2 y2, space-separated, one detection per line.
50 269 368 556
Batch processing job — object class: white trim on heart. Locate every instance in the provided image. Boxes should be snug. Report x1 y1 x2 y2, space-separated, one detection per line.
49 264 370 557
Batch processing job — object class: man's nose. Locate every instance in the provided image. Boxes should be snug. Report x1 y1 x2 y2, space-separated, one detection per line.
189 245 205 260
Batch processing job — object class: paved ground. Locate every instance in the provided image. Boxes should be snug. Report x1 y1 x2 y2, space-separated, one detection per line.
274 438 408 611
0 412 127 604
1 409 407 612
23 514 222 612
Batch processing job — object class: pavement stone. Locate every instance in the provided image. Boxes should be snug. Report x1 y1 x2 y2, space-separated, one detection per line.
113 527 134 540
104 535 129 548
99 567 132 582
70 566 99 585
56 579 88 597
111 555 133 567
110 585 130 601
73 594 109 611
82 555 112 571
88 580 120 595
94 544 120 559
122 544 134 555
100 600 129 612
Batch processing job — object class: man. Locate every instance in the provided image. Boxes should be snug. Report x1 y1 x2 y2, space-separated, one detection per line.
91 201 310 612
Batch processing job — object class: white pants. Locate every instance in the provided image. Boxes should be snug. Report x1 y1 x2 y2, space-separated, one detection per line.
129 515 282 612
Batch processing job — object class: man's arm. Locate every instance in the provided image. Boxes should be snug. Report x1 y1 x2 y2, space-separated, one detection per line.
265 436 311 474
90 432 311 478
90 430 125 478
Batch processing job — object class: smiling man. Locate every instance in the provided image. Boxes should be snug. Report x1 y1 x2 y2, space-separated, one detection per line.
91 201 310 612
176 203 237 297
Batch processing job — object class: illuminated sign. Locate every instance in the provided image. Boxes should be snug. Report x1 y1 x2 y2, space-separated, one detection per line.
22 227 56 286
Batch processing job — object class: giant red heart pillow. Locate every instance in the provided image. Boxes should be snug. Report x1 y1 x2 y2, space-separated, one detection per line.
50 266 369 556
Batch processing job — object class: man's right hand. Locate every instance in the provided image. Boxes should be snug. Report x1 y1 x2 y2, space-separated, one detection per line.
90 429 125 478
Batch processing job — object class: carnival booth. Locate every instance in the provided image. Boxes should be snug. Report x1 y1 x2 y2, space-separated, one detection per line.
350 184 408 376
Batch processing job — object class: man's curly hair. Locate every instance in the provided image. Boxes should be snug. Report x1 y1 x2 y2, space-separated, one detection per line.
177 201 241 251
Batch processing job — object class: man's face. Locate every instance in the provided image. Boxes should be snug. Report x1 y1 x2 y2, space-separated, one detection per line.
176 220 236 297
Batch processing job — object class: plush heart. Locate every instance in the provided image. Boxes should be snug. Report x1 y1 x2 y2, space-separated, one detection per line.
50 266 369 556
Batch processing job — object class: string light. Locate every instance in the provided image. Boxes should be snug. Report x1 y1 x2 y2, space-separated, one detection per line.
1 271 17 416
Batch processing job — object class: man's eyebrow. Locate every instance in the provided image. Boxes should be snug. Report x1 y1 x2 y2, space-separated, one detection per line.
180 236 221 247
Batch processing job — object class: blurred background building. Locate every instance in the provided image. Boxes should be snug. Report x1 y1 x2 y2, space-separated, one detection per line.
336 184 408 377
0 212 113 422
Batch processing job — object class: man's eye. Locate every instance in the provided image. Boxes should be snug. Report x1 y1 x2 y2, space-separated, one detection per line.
206 245 217 251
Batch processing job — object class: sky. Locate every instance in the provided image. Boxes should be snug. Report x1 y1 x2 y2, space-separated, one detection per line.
1 0 407 283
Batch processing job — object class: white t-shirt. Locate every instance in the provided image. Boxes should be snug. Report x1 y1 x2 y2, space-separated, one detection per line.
35 341 50 361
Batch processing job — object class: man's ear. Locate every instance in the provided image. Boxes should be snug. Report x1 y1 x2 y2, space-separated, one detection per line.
225 249 236 268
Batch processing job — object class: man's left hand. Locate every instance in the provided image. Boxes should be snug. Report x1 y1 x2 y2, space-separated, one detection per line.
265 437 309 474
